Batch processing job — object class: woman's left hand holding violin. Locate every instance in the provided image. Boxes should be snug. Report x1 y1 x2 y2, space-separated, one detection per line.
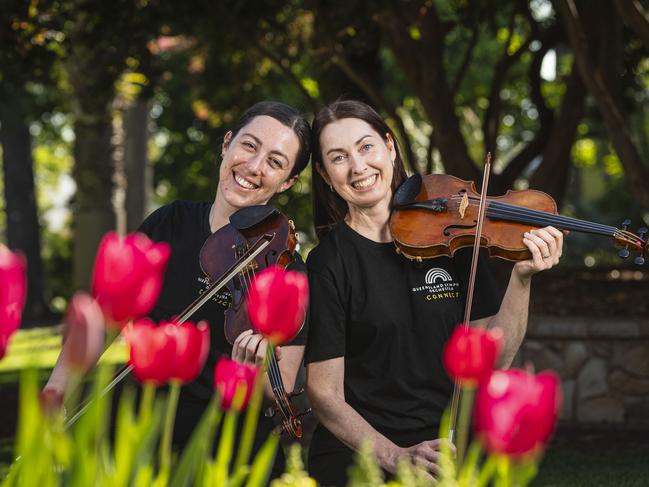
514 226 564 279
231 329 282 368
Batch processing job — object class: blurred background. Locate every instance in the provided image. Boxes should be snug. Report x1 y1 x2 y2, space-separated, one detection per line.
1 0 648 484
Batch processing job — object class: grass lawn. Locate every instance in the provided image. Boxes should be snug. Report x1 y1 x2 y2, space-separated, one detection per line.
531 428 649 487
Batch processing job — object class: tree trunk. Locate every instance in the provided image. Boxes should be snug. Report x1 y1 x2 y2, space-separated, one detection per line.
0 107 51 326
72 118 115 290
123 99 152 231
529 68 586 207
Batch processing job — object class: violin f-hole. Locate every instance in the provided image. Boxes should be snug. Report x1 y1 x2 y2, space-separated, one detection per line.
444 222 477 237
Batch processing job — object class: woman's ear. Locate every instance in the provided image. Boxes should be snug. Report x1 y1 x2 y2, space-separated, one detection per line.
221 131 233 158
385 133 397 165
278 175 298 193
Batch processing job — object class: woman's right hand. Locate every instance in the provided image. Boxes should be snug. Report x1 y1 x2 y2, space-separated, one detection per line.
387 439 455 476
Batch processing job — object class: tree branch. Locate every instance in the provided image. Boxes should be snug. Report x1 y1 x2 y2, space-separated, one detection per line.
450 25 479 97
253 41 320 114
613 0 649 50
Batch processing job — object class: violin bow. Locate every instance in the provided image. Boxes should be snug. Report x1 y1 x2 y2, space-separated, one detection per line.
65 233 275 429
447 153 492 463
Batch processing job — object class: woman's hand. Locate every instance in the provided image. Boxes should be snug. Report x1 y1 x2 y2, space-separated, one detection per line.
231 329 281 368
513 226 564 280
386 439 455 476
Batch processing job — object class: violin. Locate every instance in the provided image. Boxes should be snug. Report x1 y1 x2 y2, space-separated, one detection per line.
389 173 649 264
199 204 309 439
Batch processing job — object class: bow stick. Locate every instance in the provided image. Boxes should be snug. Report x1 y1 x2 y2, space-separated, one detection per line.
447 153 492 464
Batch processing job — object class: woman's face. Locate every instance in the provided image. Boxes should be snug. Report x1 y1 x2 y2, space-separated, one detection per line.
218 115 300 210
318 118 396 213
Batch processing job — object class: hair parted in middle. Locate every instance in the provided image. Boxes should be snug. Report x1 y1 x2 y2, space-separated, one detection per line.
310 99 408 240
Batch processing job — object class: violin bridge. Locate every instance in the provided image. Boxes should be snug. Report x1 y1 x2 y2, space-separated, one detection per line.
459 192 469 219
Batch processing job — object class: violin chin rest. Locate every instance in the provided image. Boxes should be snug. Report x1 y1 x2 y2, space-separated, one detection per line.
230 204 279 230
392 173 422 208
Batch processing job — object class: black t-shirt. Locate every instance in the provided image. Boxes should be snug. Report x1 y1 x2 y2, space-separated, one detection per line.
304 222 501 435
137 200 308 445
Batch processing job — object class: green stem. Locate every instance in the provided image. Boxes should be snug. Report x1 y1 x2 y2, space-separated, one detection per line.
214 409 239 485
159 381 181 473
456 385 476 471
139 382 156 422
476 455 497 487
233 363 266 470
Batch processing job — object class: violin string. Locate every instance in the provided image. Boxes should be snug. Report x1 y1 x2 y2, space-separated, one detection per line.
449 197 616 234
240 257 292 420
449 197 617 236
237 250 283 396
450 196 617 234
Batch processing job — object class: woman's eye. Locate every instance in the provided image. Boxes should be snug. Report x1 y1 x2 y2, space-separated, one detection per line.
269 158 282 168
331 154 345 163
242 141 256 150
361 143 373 152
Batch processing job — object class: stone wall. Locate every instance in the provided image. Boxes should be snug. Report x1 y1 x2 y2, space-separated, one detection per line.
518 315 649 425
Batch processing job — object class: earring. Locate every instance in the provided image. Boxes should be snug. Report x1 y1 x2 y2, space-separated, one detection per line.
329 184 334 192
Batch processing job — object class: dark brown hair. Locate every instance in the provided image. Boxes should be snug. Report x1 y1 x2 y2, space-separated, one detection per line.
311 100 407 239
231 101 311 178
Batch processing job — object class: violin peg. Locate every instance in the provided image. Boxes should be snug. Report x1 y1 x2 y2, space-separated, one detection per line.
621 219 631 230
634 255 645 266
618 248 630 259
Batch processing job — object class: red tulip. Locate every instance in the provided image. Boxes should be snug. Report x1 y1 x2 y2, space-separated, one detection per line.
246 266 308 345
213 356 259 411
443 325 503 386
474 369 561 458
0 245 27 359
170 321 210 383
126 320 177 385
91 232 170 328
62 293 105 371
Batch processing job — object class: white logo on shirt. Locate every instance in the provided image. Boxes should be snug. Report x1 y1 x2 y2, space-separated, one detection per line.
424 268 453 284
412 267 460 301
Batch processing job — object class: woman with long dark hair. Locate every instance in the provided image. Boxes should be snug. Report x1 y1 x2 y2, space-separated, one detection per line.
304 100 563 486
43 101 312 478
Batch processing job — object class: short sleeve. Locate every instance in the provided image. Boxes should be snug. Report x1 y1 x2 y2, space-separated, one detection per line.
136 205 171 241
304 268 347 363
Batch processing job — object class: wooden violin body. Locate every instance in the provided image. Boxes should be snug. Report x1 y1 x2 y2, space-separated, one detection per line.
390 174 648 263
199 205 297 344
198 204 307 439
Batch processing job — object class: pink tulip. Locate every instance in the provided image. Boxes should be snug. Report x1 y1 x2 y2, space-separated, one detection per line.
246 266 308 345
0 245 27 359
169 321 210 383
62 292 105 371
474 369 561 458
126 320 177 385
213 356 259 411
91 232 170 328
443 325 503 386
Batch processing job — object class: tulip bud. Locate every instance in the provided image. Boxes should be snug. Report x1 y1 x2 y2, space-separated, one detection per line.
443 325 503 386
0 245 27 359
126 320 177 385
213 356 259 411
169 321 210 384
474 368 561 458
246 266 308 345
62 292 105 372
91 232 170 328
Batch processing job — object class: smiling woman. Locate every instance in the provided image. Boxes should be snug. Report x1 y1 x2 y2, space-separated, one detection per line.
41 101 312 480
303 100 564 486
